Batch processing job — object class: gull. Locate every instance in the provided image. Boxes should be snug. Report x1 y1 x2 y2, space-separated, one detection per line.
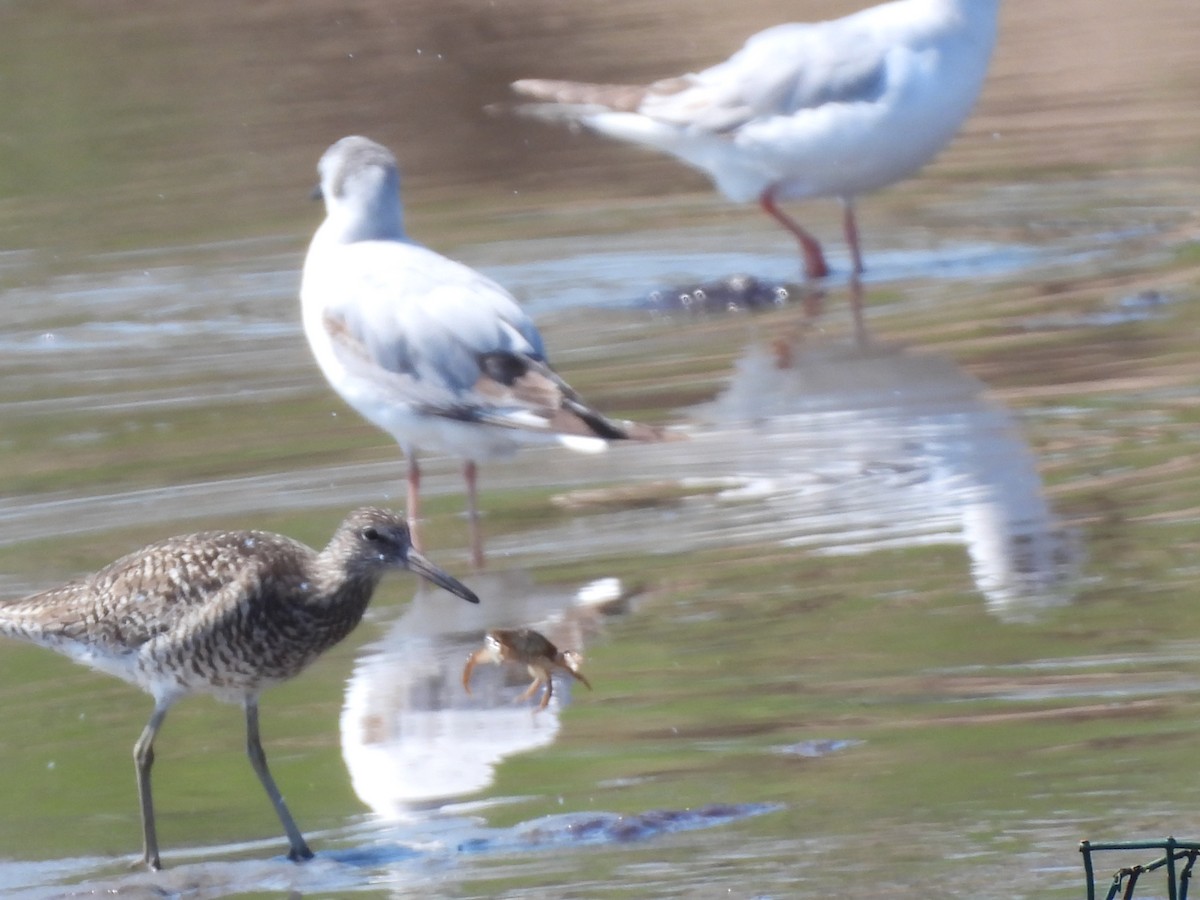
511 0 1000 279
301 136 664 569
0 508 478 869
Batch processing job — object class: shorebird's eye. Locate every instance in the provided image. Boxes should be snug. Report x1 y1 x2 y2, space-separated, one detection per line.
361 526 381 542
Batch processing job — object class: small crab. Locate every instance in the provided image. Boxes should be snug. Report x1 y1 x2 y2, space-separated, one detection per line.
462 627 592 711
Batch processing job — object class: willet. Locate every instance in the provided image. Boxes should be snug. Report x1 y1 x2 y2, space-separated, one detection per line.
511 0 1000 279
301 136 666 569
0 507 478 870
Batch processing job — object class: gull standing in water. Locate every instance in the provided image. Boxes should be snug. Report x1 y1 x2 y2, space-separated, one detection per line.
302 136 664 569
511 0 1000 279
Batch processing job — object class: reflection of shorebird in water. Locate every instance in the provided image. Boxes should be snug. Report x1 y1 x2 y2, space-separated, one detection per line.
463 627 593 712
0 508 477 870
512 0 999 279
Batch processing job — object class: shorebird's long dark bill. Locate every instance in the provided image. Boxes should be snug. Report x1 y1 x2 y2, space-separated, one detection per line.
407 550 480 603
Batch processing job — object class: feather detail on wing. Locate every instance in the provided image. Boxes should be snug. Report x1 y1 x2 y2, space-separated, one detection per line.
323 312 675 444
513 21 890 135
510 78 654 113
0 533 297 651
474 351 630 440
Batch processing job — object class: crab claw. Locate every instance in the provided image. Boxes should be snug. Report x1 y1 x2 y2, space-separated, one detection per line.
461 646 492 695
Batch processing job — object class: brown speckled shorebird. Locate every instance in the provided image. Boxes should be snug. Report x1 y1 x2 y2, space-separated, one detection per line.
462 627 592 712
0 507 478 870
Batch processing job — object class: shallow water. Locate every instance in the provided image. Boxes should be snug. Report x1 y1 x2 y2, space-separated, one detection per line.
1 1 1200 898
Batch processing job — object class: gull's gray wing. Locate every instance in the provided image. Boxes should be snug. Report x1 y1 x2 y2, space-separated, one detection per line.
319 239 545 392
640 19 892 133
316 240 628 437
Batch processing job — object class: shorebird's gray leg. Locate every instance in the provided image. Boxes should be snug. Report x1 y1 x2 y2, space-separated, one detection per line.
134 701 170 870
244 698 313 862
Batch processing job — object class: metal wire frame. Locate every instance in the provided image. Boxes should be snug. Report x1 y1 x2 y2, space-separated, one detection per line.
1080 838 1200 900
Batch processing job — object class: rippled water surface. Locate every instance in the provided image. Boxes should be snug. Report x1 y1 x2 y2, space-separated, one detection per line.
1 1 1200 898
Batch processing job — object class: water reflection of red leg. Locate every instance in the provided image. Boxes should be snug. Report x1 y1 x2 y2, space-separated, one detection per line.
841 198 865 276
464 459 485 570
849 276 868 348
801 285 825 320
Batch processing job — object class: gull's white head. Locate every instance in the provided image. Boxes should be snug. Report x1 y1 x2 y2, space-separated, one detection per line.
313 135 405 244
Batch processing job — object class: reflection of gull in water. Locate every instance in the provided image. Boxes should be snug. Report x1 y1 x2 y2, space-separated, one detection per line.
706 338 1081 618
491 335 1080 620
340 573 626 817
724 340 1084 619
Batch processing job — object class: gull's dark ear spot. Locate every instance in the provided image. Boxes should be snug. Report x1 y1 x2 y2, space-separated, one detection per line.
478 352 530 386
310 184 324 202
